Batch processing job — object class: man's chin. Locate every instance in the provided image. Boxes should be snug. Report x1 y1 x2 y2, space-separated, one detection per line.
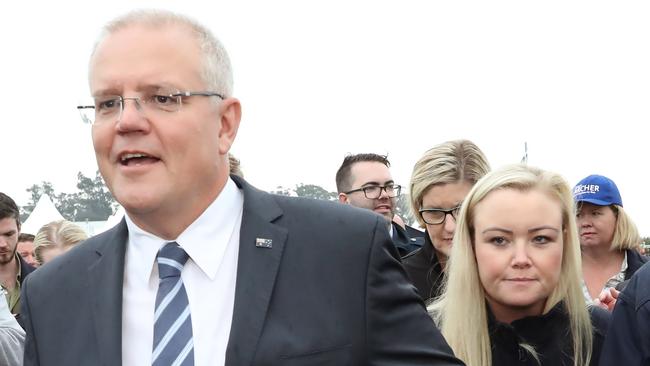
0 255 15 265
381 213 394 224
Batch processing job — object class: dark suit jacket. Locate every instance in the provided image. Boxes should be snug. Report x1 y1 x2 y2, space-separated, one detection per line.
21 176 462 366
391 222 424 256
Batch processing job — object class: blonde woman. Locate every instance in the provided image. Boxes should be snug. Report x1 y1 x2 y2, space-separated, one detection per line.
430 164 609 366
403 139 489 301
33 220 88 265
573 174 646 308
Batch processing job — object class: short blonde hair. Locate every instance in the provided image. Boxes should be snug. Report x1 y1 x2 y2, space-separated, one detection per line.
409 140 490 227
429 164 592 366
611 205 641 250
33 220 88 265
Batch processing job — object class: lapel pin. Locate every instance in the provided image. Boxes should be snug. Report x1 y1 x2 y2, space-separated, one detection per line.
255 238 273 248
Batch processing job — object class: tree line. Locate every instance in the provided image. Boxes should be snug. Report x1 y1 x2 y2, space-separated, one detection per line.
21 171 118 222
21 177 416 225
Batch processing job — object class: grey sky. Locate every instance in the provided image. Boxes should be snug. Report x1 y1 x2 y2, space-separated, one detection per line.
2 1 649 234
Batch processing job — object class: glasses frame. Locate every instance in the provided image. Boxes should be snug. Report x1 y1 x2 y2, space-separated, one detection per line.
76 91 225 124
419 205 461 225
344 184 401 199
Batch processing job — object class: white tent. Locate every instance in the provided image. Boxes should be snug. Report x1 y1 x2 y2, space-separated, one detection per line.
21 195 64 235
98 205 125 234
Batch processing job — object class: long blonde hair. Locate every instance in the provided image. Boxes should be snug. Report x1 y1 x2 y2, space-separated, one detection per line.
429 164 592 366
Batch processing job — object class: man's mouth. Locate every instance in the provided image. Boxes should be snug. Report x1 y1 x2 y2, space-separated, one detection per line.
118 152 160 166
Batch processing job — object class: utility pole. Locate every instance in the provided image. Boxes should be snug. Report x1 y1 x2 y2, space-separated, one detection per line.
521 142 528 164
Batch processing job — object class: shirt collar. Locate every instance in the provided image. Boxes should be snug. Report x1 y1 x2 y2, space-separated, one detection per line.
125 177 244 281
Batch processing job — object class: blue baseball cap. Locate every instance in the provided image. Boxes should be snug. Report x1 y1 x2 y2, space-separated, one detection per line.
573 174 623 207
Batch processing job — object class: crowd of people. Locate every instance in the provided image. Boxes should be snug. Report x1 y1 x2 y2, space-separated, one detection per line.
1 8 649 366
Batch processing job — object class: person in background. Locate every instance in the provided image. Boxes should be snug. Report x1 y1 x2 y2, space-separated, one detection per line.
0 193 35 320
336 153 425 256
0 287 24 366
33 220 88 266
228 153 243 177
21 9 463 366
573 174 646 309
16 234 37 268
430 164 609 366
402 140 489 301
599 257 650 364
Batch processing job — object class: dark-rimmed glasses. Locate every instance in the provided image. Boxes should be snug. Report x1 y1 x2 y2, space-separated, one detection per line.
345 184 401 199
419 205 461 225
77 90 225 124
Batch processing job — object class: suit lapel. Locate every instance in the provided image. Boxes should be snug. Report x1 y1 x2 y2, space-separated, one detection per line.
226 177 287 366
88 220 128 366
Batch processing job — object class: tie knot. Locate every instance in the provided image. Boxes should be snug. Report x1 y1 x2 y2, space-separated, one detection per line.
156 242 189 279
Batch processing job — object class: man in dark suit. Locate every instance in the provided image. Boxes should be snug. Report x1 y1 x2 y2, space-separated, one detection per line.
21 9 463 366
335 153 424 256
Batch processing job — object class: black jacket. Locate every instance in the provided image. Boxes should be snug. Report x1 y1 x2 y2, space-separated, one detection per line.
392 222 425 256
624 249 648 280
15 254 35 328
401 231 444 302
600 260 650 365
612 249 648 292
18 254 36 286
488 302 609 366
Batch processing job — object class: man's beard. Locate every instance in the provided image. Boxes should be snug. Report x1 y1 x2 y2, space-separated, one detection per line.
0 247 16 265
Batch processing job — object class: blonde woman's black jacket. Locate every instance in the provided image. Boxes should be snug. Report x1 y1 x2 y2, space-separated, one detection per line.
401 232 444 302
488 302 609 366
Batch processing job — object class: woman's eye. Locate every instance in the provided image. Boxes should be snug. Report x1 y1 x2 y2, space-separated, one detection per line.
489 237 507 246
533 236 551 244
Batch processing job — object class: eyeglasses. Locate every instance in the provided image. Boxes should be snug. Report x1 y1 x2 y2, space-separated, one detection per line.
345 184 401 199
77 89 225 124
419 205 461 225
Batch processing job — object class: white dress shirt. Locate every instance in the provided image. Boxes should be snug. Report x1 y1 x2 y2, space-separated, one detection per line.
122 178 243 366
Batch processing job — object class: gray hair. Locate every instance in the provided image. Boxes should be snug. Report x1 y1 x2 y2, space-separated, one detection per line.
91 9 233 96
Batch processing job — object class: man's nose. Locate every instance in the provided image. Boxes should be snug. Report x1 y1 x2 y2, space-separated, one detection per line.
378 187 391 199
116 98 150 133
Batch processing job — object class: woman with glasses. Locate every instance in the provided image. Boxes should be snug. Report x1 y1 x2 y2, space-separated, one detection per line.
402 139 490 302
430 164 609 366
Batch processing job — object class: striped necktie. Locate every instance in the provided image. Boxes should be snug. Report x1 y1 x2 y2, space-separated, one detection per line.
152 242 194 366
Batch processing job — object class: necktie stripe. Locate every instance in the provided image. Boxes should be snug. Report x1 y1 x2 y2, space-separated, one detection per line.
153 305 191 361
154 279 183 321
152 242 194 366
171 339 194 366
158 257 185 273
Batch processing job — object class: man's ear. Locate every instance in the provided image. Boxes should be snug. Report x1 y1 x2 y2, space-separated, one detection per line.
217 97 242 155
338 193 350 204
